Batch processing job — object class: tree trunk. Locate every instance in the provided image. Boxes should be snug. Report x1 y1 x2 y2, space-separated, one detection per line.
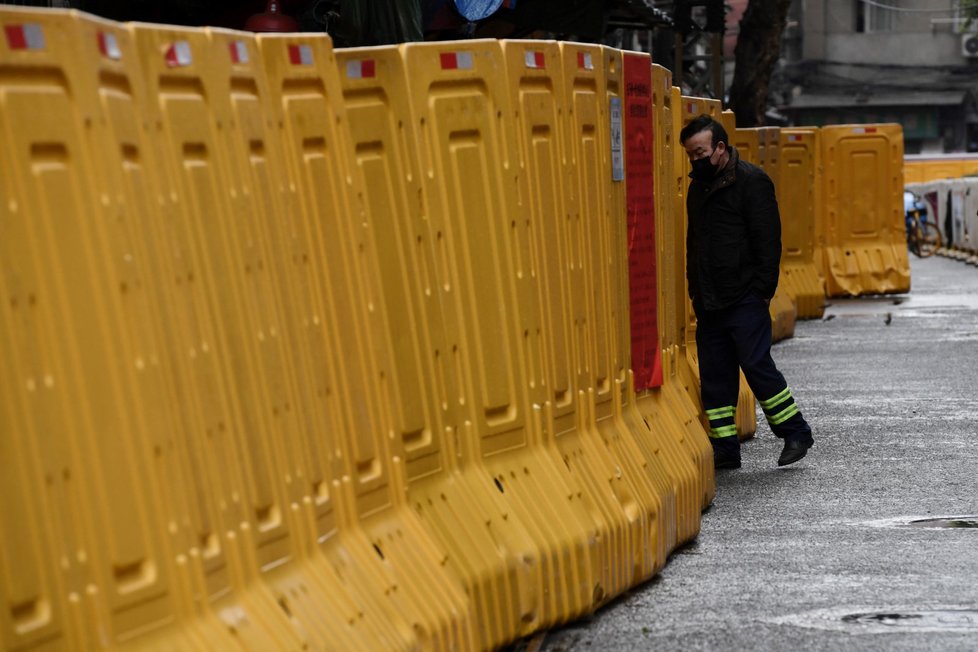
727 0 791 127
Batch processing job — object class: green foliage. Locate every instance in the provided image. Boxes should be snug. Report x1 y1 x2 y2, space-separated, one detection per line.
965 0 978 30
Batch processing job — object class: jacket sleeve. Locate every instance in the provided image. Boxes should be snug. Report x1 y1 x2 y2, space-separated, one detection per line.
744 170 781 299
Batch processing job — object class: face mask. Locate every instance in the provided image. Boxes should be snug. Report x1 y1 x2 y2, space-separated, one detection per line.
690 152 719 181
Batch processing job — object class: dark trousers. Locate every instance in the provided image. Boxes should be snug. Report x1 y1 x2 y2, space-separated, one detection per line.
695 294 812 453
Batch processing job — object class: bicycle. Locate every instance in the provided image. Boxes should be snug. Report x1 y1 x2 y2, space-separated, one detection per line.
905 201 941 258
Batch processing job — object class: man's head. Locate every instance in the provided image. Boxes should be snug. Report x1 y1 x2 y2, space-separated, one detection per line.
680 115 730 181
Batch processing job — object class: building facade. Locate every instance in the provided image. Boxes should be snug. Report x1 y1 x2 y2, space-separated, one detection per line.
778 0 978 153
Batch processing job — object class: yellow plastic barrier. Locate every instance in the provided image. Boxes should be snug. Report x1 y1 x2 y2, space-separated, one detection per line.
732 127 762 164
340 39 619 646
761 127 781 194
819 124 911 296
500 38 686 626
678 93 711 402
390 39 655 646
761 125 798 343
0 10 197 650
720 108 737 140
333 44 495 651
779 128 826 318
604 45 687 562
133 23 418 649
259 31 501 650
504 38 663 621
498 38 634 623
679 95 757 441
904 155 978 184
232 29 472 650
553 40 671 597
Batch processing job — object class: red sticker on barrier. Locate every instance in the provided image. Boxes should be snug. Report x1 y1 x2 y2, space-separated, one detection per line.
623 53 662 389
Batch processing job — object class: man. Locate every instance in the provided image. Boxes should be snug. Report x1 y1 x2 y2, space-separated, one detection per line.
679 115 814 469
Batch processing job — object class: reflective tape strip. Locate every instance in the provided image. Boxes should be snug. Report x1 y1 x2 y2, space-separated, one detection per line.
5 24 45 50
524 50 545 69
705 405 735 420
345 59 375 79
440 51 473 70
288 44 313 66
709 425 738 439
767 404 800 425
98 32 121 60
759 387 791 410
164 41 192 67
577 51 593 70
229 40 249 64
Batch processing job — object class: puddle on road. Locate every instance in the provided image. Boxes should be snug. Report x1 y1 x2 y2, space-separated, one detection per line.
823 293 978 319
773 607 978 634
902 517 978 529
864 515 978 529
841 610 978 630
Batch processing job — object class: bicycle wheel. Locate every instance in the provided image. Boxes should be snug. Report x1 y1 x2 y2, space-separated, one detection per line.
914 220 941 258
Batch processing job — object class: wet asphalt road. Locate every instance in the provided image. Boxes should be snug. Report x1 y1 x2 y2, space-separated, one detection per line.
536 254 978 651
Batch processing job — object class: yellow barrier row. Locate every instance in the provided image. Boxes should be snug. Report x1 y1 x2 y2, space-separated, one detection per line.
0 8 721 651
732 123 908 307
904 155 978 185
0 7 916 650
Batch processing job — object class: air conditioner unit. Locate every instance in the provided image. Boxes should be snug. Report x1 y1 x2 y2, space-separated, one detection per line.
963 33 978 58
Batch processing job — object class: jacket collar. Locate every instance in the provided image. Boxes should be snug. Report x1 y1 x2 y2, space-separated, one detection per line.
704 146 739 193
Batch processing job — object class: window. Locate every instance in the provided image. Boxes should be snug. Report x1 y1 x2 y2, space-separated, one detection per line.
855 0 899 33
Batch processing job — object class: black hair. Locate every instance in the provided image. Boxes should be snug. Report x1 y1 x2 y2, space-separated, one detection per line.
679 115 728 149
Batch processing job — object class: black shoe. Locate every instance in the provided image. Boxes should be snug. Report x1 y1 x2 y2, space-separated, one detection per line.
714 451 741 470
777 437 813 467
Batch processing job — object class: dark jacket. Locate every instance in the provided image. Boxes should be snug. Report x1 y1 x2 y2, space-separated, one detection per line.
686 147 781 313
